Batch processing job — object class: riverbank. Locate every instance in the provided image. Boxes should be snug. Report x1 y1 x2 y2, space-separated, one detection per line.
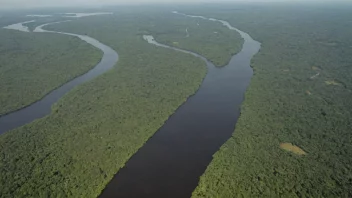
99 15 259 197
0 11 209 197
188 4 352 197
150 12 243 67
0 28 102 115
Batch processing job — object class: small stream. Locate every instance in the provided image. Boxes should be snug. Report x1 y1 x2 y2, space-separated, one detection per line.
99 12 261 198
0 21 119 134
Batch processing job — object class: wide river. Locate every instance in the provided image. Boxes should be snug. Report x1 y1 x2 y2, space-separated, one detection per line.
99 12 261 198
0 12 260 198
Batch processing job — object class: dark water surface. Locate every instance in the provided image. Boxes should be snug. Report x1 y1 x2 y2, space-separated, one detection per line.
100 12 261 198
0 21 119 134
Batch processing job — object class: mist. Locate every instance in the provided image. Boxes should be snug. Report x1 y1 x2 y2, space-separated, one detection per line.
2 0 350 9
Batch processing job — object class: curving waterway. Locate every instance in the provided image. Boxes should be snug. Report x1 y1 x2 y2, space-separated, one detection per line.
1 12 260 197
3 20 35 32
99 12 261 198
0 21 119 134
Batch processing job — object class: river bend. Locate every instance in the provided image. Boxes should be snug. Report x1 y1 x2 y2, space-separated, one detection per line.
0 21 119 134
99 12 261 198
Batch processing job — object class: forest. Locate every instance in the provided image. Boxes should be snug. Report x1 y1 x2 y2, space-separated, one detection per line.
0 29 101 115
183 3 352 197
24 17 64 31
0 9 243 197
1 3 351 198
144 12 243 66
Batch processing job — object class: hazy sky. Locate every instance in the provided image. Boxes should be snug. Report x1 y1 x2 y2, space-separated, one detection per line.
1 0 348 9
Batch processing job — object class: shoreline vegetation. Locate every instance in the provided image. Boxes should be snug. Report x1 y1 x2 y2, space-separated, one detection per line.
186 4 352 197
1 4 350 198
148 13 243 67
0 10 243 197
0 29 102 115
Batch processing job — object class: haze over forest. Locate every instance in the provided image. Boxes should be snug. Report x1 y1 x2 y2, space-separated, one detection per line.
0 0 351 196
1 0 350 9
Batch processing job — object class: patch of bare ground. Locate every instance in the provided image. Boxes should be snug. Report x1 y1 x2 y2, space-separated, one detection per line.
280 143 307 155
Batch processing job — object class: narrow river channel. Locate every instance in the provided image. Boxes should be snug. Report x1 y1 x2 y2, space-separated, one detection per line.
0 21 119 134
99 12 261 198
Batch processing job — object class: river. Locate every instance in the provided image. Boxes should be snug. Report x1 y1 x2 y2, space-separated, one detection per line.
1 11 260 197
99 12 261 198
3 20 35 32
0 21 119 134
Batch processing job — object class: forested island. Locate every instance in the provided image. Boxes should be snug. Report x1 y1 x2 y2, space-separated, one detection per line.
0 29 101 115
0 2 351 198
0 8 241 197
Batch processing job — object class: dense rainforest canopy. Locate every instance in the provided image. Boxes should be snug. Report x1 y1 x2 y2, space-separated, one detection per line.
0 9 241 197
0 29 101 115
0 3 351 198
185 4 352 197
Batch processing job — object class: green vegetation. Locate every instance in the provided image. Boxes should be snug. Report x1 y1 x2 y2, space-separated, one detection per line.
6 4 350 198
0 29 102 115
0 11 212 197
187 4 352 197
142 13 243 66
0 15 30 27
24 17 65 31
